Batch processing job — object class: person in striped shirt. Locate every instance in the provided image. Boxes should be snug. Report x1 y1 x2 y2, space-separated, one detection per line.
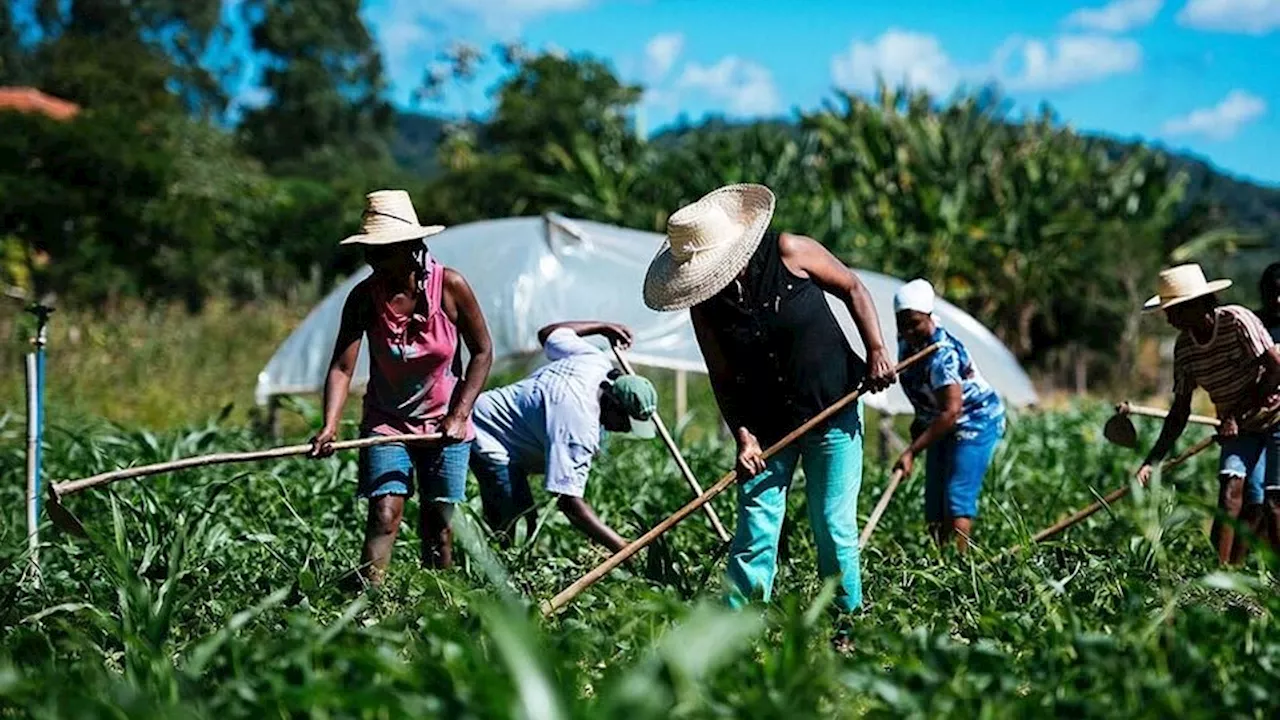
1136 264 1280 565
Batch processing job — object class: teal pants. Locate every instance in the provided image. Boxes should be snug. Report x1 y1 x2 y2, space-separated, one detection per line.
726 403 864 612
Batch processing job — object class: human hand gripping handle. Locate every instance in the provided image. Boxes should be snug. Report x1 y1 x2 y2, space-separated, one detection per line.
309 426 338 459
892 449 914 477
601 323 635 349
864 345 897 393
1134 462 1154 487
439 411 470 443
735 428 766 479
1217 415 1239 440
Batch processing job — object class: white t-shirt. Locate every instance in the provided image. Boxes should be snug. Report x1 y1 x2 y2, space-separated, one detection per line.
471 329 613 497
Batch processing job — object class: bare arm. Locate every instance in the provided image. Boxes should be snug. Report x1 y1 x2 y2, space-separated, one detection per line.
907 384 963 456
556 495 628 553
310 285 366 456
1142 389 1193 467
536 321 634 348
442 269 493 436
777 233 894 391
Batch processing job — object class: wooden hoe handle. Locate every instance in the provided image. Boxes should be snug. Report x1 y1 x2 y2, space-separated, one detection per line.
52 433 443 498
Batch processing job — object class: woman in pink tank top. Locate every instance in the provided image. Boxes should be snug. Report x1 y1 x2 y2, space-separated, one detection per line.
309 190 493 587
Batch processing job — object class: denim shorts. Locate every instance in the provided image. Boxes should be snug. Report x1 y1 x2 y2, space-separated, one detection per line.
1220 433 1270 505
469 447 536 532
357 438 471 502
924 413 1005 522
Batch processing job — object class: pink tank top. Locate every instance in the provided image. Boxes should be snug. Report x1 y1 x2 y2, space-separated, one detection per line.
361 255 474 439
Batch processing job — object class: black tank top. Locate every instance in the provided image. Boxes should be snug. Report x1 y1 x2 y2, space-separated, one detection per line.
697 232 867 445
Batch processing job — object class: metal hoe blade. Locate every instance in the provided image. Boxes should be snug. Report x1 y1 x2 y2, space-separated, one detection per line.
1103 412 1139 449
45 488 87 537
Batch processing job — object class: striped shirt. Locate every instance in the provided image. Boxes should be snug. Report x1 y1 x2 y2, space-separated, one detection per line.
1173 305 1278 427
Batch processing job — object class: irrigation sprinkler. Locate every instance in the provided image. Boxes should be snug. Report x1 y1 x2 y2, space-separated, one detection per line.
10 289 54 587
540 342 942 618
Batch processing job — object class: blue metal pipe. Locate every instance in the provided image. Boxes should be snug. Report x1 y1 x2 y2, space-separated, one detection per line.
33 343 44 523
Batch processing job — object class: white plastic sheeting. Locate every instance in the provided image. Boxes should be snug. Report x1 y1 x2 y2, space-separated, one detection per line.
255 215 1038 415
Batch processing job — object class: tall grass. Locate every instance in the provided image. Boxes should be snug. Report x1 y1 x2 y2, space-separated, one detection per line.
0 299 307 430
3 399 1280 717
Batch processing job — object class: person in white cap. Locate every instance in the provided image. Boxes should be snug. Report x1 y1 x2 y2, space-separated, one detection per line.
1136 264 1280 565
891 279 1006 552
643 183 895 649
309 190 494 587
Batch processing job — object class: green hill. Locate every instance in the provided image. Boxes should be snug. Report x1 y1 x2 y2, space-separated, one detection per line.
391 112 448 178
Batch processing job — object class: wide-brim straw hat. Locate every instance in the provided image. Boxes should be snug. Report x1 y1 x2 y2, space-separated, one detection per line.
1143 263 1233 312
643 184 776 311
341 190 445 246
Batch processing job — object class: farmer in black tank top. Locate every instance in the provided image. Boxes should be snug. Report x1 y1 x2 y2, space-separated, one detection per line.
643 184 895 649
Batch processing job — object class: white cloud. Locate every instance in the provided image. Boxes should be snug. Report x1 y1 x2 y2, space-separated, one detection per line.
363 0 600 104
233 86 271 111
994 34 1141 90
1177 0 1280 34
363 1 443 83
676 56 781 115
1065 0 1164 32
1161 90 1267 139
830 29 961 95
643 33 684 81
437 0 594 22
367 0 593 61
829 28 1145 99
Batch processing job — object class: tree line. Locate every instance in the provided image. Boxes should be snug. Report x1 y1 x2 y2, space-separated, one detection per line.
0 0 1273 389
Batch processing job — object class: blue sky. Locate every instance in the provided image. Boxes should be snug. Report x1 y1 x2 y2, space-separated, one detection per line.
292 1 1280 184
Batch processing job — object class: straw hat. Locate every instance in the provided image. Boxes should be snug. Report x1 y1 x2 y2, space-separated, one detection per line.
340 190 445 246
643 184 776 311
1143 263 1233 312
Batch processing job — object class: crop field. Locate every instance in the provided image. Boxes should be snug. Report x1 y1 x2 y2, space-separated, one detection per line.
2 402 1279 718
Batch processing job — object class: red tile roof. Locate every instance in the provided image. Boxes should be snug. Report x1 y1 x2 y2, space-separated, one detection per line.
0 87 80 121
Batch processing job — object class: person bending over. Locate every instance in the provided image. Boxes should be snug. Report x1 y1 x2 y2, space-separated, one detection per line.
642 183 895 652
470 321 658 554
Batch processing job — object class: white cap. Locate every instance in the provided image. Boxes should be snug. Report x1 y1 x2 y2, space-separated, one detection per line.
894 278 936 315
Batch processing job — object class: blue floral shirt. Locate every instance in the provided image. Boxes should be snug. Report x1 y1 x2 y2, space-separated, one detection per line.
899 326 1004 431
